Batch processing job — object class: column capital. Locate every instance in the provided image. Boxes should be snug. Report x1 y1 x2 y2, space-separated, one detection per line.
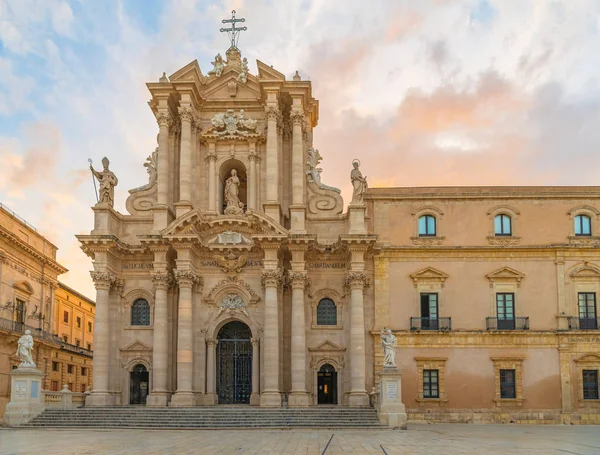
90 271 116 290
290 110 304 126
174 270 202 289
261 268 283 289
156 111 172 128
205 149 217 162
250 337 260 347
206 338 217 347
178 106 195 123
344 271 370 290
112 278 125 294
264 105 281 122
287 271 309 289
152 270 173 290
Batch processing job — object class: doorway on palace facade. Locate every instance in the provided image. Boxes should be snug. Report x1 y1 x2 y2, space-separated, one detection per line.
130 364 149 405
217 321 252 404
317 364 338 404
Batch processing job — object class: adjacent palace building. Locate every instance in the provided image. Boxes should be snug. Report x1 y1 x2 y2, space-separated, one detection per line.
0 203 95 418
79 43 599 424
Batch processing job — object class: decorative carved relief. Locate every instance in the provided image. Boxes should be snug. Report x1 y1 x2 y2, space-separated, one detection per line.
212 250 248 273
205 276 260 304
568 236 600 247
151 271 173 290
90 271 116 289
410 236 445 246
485 266 525 288
487 236 521 246
344 271 370 289
174 270 202 288
207 109 257 137
261 268 283 288
306 148 344 218
287 271 309 288
410 267 449 288
217 293 248 317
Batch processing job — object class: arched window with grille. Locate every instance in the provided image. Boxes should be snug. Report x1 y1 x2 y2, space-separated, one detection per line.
575 215 592 236
418 215 436 236
316 298 337 326
131 299 150 326
494 214 512 236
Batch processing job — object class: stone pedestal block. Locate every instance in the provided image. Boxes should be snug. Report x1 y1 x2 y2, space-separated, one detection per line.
4 367 45 426
289 205 307 234
348 203 366 234
146 392 170 407
347 391 370 406
170 392 197 407
250 392 261 406
203 392 218 405
376 367 408 429
288 392 310 407
260 391 282 407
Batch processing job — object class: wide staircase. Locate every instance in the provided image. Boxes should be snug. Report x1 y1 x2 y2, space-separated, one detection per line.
25 406 383 429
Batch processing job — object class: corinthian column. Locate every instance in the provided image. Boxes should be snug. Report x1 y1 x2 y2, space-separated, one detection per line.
86 271 115 406
204 338 218 405
288 271 310 406
345 271 370 406
156 112 172 207
146 270 172 407
260 268 283 407
205 142 217 213
171 270 201 407
248 143 257 211
177 106 194 215
250 338 260 405
264 104 280 221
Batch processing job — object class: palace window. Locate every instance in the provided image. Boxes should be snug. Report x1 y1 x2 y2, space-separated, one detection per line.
494 214 512 236
496 293 515 329
131 299 151 326
81 385 87 393
52 361 59 372
418 215 436 236
67 364 74 374
583 370 599 400
51 381 59 392
500 369 516 398
87 343 92 350
75 339 80 347
420 293 438 329
81 367 87 376
316 298 337 326
578 293 598 329
15 299 26 324
88 321 92 332
62 335 68 343
575 215 592 236
63 311 69 323
423 369 439 398
76 316 81 328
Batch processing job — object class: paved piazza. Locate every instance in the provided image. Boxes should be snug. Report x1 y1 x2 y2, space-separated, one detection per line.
1 424 599 455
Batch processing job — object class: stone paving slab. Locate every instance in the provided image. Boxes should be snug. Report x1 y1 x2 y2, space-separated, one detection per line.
0 424 599 455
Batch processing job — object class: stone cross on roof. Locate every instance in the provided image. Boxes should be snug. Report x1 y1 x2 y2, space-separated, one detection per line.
220 10 247 49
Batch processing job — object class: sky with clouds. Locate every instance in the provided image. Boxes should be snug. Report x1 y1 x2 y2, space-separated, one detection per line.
1 0 600 299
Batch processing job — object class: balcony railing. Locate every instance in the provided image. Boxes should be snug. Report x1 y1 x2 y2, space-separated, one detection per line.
568 317 600 330
486 317 529 331
0 317 93 355
410 317 452 331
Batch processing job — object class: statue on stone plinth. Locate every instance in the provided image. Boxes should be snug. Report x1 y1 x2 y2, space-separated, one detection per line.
16 330 36 368
90 157 118 207
209 53 225 77
238 57 249 83
381 327 398 368
350 159 368 203
224 169 244 215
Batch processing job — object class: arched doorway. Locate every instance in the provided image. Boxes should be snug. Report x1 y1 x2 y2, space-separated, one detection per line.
217 321 252 404
129 364 149 404
317 363 338 404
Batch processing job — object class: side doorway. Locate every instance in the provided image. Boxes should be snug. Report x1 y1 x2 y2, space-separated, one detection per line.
130 364 149 405
317 363 338 405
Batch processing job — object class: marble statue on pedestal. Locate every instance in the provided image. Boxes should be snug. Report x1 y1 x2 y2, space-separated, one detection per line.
350 159 368 203
224 169 244 215
380 327 397 368
209 53 225 77
16 330 36 368
90 157 118 207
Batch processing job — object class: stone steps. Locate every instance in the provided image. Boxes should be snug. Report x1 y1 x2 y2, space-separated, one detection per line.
25 406 383 429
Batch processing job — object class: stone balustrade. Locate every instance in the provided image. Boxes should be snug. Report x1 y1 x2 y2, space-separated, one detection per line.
42 385 88 409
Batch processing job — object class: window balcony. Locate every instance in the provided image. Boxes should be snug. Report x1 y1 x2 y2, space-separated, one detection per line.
567 317 600 330
486 317 529 331
0 317 63 344
410 317 452 331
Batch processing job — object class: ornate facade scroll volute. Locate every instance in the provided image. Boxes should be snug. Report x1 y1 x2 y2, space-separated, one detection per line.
261 268 283 289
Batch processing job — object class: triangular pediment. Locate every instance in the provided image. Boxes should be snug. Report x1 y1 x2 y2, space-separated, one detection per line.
169 60 205 84
257 60 285 81
308 340 346 352
120 341 151 352
569 262 600 279
203 71 261 100
410 267 449 282
485 266 525 286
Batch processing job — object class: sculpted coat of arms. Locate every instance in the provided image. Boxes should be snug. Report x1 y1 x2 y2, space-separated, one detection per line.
210 109 257 136
213 249 248 273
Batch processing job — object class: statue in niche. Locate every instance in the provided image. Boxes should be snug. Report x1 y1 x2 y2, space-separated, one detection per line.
224 169 244 215
306 148 341 193
380 327 398 368
208 53 225 77
90 157 119 207
16 330 36 368
238 57 249 83
350 159 368 204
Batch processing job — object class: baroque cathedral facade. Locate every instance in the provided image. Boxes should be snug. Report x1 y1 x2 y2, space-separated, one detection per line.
81 43 600 423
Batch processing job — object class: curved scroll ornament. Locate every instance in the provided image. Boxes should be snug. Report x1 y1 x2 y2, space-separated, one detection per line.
126 147 158 215
306 148 343 218
217 293 249 317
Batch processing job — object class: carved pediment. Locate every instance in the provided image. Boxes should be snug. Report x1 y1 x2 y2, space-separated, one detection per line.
203 72 261 100
205 276 260 305
485 266 525 287
410 267 449 287
169 60 205 84
120 341 152 352
574 354 600 364
257 60 285 81
13 280 34 295
569 262 600 279
308 340 346 352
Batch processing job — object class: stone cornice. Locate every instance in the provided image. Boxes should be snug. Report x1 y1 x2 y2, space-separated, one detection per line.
0 225 67 274
376 246 600 259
